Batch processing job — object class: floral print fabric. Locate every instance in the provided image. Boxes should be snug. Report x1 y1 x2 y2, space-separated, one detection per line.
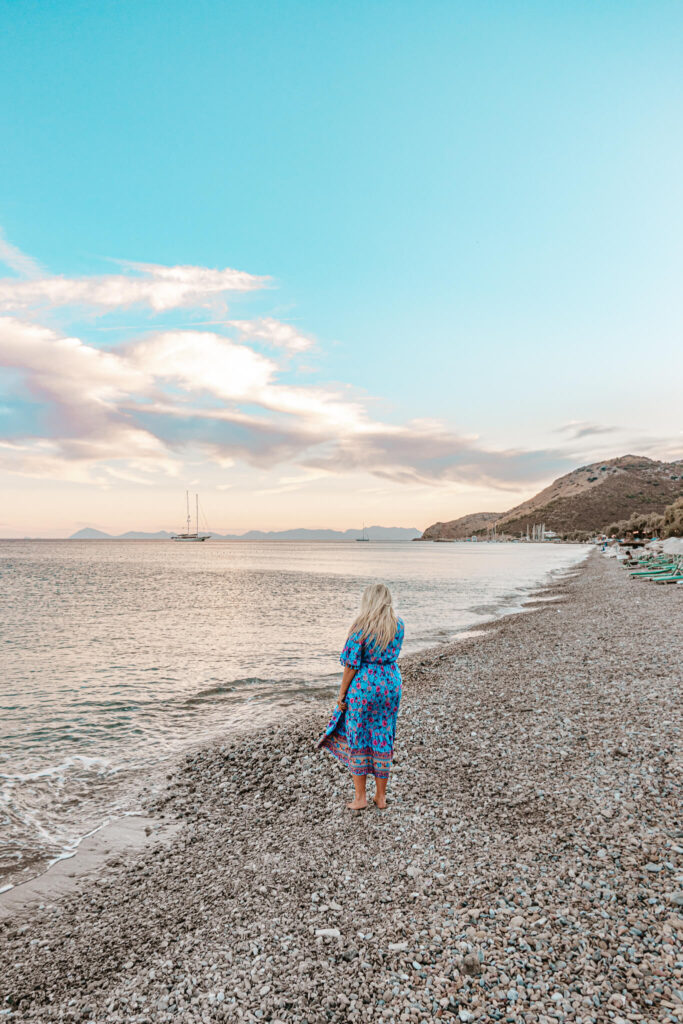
318 618 404 779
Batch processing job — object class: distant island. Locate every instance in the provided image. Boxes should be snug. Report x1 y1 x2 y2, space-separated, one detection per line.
69 526 422 542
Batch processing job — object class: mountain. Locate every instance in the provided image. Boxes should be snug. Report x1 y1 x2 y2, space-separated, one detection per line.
70 528 114 539
421 512 502 541
69 525 421 541
234 526 421 541
70 528 174 539
421 455 683 539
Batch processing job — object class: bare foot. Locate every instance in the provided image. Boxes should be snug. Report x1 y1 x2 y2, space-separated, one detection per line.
347 798 367 810
373 796 387 809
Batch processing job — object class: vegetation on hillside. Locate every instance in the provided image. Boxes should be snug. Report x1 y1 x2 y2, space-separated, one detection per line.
605 497 683 540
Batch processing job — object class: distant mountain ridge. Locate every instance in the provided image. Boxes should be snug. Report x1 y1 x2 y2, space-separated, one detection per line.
421 455 683 539
70 525 422 541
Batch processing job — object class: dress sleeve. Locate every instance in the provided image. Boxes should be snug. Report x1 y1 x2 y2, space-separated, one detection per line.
340 630 363 669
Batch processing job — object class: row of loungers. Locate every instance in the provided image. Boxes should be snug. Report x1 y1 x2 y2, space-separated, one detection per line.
621 551 683 585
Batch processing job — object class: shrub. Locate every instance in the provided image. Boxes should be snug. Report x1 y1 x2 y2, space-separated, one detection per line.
661 497 683 538
603 499 683 539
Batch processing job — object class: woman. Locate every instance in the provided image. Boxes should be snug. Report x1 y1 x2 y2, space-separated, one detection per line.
318 583 404 810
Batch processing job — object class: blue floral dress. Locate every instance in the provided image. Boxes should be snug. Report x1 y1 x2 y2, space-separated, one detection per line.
318 618 404 779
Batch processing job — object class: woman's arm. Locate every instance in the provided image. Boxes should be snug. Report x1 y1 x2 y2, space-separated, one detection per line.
337 665 357 711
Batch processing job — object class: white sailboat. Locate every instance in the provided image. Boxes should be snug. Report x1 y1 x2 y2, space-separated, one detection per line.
356 523 370 542
171 492 210 542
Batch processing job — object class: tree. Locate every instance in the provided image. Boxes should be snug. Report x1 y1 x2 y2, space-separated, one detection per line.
661 497 683 537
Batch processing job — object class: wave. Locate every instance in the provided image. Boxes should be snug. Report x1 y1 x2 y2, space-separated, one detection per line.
182 672 339 706
0 754 112 783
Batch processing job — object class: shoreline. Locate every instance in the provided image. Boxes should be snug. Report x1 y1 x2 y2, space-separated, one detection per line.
2 551 681 1022
0 815 179 924
0 553 586 901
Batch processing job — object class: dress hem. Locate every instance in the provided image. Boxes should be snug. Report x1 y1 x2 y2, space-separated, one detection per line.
319 731 393 780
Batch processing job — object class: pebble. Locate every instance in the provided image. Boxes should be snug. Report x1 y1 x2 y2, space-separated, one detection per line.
1 554 681 1023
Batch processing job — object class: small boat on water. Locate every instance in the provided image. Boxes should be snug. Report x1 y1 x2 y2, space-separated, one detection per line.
171 492 211 542
356 523 370 542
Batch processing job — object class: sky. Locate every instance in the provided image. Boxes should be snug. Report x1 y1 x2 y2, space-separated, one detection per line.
1 0 682 536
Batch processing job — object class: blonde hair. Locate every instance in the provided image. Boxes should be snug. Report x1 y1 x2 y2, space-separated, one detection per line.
348 583 398 652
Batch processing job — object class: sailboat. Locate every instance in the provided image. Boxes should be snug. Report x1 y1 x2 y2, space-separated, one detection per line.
171 491 211 542
356 523 370 542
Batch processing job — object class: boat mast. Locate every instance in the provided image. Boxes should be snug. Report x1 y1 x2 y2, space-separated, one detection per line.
196 493 199 536
186 490 191 535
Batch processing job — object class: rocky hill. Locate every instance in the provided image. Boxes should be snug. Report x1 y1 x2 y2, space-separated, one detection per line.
422 455 683 539
421 511 502 540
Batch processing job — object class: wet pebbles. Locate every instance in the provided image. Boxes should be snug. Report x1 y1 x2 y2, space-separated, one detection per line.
1 552 681 1023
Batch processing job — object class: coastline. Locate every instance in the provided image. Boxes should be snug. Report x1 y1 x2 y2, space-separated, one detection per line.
0 550 586 897
0 815 179 925
2 551 682 1022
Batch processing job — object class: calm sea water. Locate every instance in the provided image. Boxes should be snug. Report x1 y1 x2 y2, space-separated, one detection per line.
0 539 588 887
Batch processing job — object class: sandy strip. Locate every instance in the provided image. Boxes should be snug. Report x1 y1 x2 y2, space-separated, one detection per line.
1 551 681 1023
0 816 179 924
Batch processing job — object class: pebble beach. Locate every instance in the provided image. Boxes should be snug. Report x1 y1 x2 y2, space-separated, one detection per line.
1 551 682 1023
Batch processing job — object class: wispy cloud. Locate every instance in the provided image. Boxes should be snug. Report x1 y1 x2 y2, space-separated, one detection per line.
556 421 619 440
228 317 314 353
305 423 575 488
0 262 265 313
0 230 43 278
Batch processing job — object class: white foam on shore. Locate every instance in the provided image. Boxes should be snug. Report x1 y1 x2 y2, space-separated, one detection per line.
0 754 112 783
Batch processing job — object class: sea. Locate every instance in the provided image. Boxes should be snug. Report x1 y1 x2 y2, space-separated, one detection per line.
0 539 589 889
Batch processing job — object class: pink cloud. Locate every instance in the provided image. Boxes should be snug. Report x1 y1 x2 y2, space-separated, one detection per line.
0 315 577 487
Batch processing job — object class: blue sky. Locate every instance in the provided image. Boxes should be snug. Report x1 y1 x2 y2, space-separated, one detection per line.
0 1 682 534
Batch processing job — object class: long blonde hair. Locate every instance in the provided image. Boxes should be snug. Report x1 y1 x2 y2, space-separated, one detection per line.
348 583 398 652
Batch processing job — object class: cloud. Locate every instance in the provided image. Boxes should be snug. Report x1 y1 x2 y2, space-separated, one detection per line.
0 230 43 278
0 314 575 488
252 469 332 496
228 317 314 353
556 421 619 440
0 262 265 313
0 437 175 485
129 329 367 434
0 317 175 480
0 237 600 492
303 422 575 488
131 330 275 399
